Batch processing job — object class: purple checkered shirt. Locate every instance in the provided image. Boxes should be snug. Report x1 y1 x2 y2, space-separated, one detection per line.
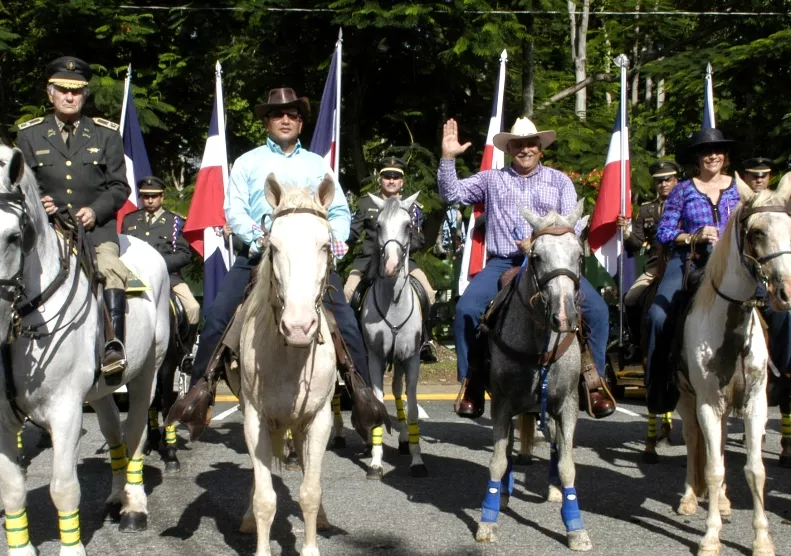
437 159 580 258
656 178 740 246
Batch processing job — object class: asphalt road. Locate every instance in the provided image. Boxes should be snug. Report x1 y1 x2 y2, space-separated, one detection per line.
3 398 790 556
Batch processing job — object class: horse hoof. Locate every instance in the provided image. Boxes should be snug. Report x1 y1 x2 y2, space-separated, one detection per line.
119 511 148 532
239 513 256 534
105 503 122 523
366 466 383 480
568 530 593 552
779 454 791 468
642 451 659 465
164 459 181 473
514 453 533 466
331 436 346 450
285 453 301 471
475 521 498 543
410 464 428 478
548 484 563 503
752 540 776 556
500 494 510 510
677 498 698 516
398 441 410 455
697 544 721 556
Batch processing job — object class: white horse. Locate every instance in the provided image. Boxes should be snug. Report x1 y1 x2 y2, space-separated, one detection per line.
676 174 791 556
360 193 426 479
237 174 337 556
0 146 170 555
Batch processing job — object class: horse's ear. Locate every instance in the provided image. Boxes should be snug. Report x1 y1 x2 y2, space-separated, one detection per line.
566 199 585 228
314 173 336 209
400 192 419 211
264 173 284 209
521 206 543 233
9 148 25 186
368 193 386 210
776 172 791 202
579 214 590 231
734 172 755 203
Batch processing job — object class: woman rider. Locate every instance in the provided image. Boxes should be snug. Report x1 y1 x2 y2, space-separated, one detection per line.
645 128 739 414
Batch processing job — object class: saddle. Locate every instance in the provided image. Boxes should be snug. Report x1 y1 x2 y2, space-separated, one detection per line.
350 275 432 326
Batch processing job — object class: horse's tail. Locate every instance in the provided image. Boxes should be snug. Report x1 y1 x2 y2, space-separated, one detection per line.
518 414 536 457
693 422 707 497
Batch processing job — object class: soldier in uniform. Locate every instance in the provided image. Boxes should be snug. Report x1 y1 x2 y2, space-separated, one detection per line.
742 157 773 191
122 176 200 335
343 156 438 361
616 160 680 341
16 56 132 374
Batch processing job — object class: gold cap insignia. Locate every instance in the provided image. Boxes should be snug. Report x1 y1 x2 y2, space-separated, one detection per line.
66 60 75 71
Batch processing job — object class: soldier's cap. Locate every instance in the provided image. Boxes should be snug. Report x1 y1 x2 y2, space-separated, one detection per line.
379 156 406 178
742 157 773 175
649 160 681 178
137 176 166 195
46 57 91 89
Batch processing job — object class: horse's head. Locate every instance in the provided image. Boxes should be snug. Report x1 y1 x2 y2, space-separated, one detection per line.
263 173 335 347
735 172 791 310
369 192 419 278
521 200 585 332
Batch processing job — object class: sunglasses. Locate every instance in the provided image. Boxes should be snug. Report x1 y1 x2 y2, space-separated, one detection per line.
653 176 676 184
268 110 302 121
380 172 403 180
140 194 163 199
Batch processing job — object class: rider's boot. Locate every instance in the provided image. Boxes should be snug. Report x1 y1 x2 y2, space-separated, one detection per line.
102 289 127 375
454 360 485 419
580 341 616 419
411 275 439 363
166 343 224 442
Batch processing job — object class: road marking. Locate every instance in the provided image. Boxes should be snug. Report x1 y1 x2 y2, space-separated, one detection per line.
214 393 486 403
212 404 239 421
616 407 641 418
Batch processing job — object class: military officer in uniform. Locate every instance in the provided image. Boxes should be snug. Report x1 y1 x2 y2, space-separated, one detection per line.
343 156 438 361
122 176 200 333
742 157 773 191
16 56 132 374
616 160 680 340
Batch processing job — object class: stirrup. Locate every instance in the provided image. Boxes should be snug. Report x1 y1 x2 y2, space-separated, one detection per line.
101 340 127 375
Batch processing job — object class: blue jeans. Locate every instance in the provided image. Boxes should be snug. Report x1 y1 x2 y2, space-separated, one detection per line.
190 255 370 388
454 256 609 382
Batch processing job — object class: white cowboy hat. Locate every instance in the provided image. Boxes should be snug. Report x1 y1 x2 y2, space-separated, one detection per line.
493 117 557 152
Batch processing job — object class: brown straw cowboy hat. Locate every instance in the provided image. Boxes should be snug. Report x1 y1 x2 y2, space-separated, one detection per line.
492 117 557 152
254 88 310 120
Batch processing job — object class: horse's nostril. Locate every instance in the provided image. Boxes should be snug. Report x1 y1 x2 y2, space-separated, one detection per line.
780 288 790 303
551 314 562 329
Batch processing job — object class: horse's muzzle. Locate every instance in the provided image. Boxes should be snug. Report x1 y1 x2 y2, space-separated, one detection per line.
279 308 319 347
768 281 791 312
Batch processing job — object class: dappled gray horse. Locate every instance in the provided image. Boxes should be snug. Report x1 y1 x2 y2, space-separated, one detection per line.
361 193 426 478
475 200 592 552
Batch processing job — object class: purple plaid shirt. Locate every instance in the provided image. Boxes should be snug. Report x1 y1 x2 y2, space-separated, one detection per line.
437 159 579 258
656 178 740 246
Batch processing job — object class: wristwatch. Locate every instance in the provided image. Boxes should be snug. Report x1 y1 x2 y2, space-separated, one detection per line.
684 234 692 245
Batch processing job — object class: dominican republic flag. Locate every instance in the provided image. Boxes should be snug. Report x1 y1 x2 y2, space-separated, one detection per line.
703 63 716 129
310 29 342 175
117 64 152 232
182 61 231 313
458 49 507 295
589 98 635 291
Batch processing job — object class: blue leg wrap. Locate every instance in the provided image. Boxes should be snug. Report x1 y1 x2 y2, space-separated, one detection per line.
501 456 514 496
560 487 585 532
481 480 501 523
548 442 560 486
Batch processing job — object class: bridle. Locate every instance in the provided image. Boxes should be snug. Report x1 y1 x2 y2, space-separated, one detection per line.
376 205 413 280
0 185 30 306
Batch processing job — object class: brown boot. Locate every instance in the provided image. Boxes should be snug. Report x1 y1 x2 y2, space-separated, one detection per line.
454 368 485 419
166 378 214 441
350 386 392 441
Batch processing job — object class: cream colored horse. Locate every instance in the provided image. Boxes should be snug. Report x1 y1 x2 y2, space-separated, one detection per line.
237 174 337 556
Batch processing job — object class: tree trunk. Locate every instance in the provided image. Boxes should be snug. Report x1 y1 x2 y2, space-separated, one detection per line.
656 78 666 156
522 10 535 117
568 0 591 120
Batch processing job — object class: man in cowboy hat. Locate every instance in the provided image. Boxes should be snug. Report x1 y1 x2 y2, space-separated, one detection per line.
169 87 388 438
438 117 615 419
616 160 681 340
16 56 133 375
344 155 438 361
122 176 200 333
742 157 773 191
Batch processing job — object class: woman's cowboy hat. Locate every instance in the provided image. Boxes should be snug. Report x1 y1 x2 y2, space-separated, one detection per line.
493 117 556 152
254 88 310 120
676 128 737 166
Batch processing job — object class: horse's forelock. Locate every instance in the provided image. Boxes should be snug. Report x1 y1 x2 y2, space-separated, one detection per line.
378 197 409 229
273 185 328 218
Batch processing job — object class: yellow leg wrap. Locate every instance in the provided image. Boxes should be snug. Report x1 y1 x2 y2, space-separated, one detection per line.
58 510 80 547
16 430 23 452
110 444 128 476
332 393 342 417
165 424 178 445
395 397 406 423
5 509 31 549
148 408 159 429
126 457 144 485
287 429 293 441
371 426 383 447
661 412 673 425
782 413 791 439
647 414 657 439
408 421 420 445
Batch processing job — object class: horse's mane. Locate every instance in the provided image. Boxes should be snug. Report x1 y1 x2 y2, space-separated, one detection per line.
244 185 330 323
695 189 779 309
0 145 50 234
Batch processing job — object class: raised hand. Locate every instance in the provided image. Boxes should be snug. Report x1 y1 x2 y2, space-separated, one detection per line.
442 119 472 159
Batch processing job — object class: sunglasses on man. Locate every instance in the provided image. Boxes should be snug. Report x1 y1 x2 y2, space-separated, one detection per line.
380 171 403 180
268 110 302 121
653 176 676 184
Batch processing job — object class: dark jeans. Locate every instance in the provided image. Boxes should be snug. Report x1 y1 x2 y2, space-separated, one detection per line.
190 254 370 388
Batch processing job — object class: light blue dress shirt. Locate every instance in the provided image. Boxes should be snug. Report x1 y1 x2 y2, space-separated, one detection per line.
224 138 351 255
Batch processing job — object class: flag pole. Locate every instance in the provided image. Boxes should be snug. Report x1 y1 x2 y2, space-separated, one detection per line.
119 64 132 136
215 60 233 268
334 28 342 176
614 53 629 347
704 63 716 129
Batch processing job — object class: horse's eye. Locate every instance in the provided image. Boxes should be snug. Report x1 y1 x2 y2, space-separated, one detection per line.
7 232 20 246
749 229 766 240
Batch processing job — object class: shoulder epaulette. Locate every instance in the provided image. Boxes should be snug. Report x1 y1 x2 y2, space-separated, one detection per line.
415 201 424 210
93 117 120 131
18 117 44 131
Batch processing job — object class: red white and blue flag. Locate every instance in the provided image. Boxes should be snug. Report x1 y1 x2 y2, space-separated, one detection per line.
182 61 231 312
589 98 634 290
703 62 716 129
458 49 507 295
310 29 342 175
117 65 152 232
